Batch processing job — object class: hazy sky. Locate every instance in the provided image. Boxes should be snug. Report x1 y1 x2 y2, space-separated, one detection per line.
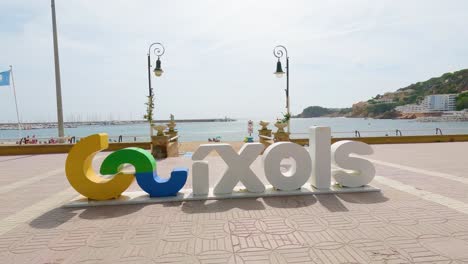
1 0 468 122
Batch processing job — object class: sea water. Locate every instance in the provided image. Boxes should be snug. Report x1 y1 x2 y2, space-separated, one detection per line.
1 118 468 142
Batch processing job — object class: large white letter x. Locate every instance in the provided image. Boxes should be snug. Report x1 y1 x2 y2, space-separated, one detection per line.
192 143 265 194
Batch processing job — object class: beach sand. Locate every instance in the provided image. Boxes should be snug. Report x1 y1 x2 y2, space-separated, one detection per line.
177 141 246 154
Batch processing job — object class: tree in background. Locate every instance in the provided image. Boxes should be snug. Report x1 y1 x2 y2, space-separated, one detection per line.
456 93 468 110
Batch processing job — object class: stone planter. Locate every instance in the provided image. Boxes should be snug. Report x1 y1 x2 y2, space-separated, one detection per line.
273 122 290 142
259 120 270 130
151 124 168 159
152 125 167 136
258 120 272 145
274 122 288 133
165 121 178 141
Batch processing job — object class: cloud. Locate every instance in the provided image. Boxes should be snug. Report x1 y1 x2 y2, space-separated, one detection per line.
1 0 468 122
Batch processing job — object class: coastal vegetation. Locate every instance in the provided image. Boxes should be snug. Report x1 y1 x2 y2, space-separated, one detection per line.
456 92 468 110
294 106 351 118
296 68 468 119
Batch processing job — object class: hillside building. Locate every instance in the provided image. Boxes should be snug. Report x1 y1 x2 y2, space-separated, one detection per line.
395 104 427 113
395 94 457 113
374 98 394 104
422 94 457 111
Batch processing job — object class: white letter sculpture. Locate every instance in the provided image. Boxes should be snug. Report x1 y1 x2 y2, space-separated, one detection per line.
309 126 331 189
263 142 311 191
331 140 376 187
192 143 265 195
192 161 209 196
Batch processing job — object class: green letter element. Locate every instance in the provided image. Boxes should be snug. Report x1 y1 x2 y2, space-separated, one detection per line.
100 147 156 176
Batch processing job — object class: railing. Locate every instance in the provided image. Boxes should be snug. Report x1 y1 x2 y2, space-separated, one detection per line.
0 134 152 145
1 133 183 145
108 135 149 143
15 136 75 145
290 127 468 139
3 127 468 145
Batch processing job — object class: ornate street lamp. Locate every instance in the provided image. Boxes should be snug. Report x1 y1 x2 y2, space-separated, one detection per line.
273 45 290 133
147 42 165 136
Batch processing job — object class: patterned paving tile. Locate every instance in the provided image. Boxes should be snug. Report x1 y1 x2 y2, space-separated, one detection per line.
0 143 468 263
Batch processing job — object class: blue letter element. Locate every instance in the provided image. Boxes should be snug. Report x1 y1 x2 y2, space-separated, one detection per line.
135 168 188 197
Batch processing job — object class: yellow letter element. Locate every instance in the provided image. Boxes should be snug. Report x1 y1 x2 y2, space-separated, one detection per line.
65 134 134 200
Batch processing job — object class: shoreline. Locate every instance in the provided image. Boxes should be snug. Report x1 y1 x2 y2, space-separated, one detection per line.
0 118 237 130
2 115 467 131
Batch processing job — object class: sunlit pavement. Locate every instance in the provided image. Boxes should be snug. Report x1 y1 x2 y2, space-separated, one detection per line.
1 142 468 263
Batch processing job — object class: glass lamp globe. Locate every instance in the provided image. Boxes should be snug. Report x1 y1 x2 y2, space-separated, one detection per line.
153 57 163 77
274 71 285 78
154 68 163 77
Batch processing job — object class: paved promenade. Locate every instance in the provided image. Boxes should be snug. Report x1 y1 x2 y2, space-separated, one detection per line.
1 142 468 263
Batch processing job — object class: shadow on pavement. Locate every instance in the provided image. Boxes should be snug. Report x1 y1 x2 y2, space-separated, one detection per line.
181 195 319 214
316 194 349 212
30 204 144 229
181 198 266 214
263 195 317 208
29 207 78 229
78 204 144 220
29 192 389 229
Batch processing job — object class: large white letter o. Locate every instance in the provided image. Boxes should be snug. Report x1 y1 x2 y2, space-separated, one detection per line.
263 142 312 191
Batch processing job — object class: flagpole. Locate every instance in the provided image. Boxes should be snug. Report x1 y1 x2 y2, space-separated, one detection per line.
9 65 22 138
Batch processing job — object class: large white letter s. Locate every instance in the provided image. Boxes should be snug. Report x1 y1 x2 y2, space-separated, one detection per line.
331 140 375 188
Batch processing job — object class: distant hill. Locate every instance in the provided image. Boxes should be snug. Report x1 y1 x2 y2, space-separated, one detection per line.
294 106 351 118
353 68 468 118
396 69 468 100
295 69 468 119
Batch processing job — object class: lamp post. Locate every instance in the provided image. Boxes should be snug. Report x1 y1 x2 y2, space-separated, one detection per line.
147 42 165 136
273 45 290 133
51 0 65 140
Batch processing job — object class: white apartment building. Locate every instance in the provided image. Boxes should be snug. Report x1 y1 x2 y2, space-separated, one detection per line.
422 94 457 111
395 94 457 113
